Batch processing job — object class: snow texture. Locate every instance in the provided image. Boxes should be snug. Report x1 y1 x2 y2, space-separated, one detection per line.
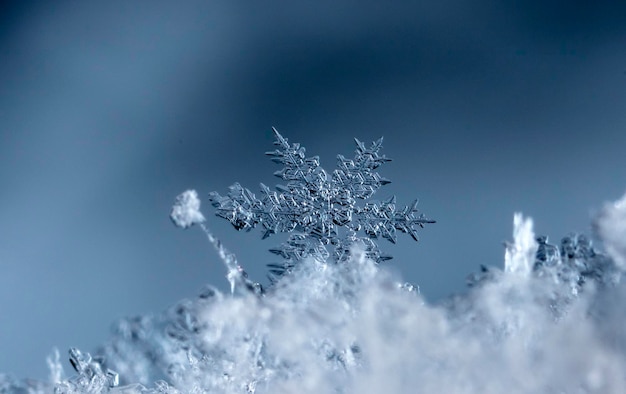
504 213 536 276
595 192 626 269
3 135 626 394
170 190 205 229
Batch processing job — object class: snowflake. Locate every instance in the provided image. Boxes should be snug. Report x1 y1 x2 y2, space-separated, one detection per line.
208 128 434 278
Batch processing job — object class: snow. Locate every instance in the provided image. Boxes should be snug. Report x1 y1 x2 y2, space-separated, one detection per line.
170 190 206 229
595 192 626 269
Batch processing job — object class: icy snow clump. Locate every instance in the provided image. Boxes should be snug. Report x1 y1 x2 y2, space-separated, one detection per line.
170 190 205 229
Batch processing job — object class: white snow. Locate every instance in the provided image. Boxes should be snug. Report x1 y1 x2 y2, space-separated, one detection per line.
170 190 206 229
595 192 626 269
504 213 536 276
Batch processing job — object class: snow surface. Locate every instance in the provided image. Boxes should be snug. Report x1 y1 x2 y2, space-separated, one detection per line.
3 192 626 393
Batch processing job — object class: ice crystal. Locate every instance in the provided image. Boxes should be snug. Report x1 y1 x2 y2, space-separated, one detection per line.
52 348 119 393
595 192 626 269
170 190 205 229
208 128 434 277
169 189 263 295
467 228 619 298
503 213 536 276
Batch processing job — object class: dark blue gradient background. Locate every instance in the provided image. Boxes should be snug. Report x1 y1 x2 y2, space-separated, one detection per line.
1 0 625 380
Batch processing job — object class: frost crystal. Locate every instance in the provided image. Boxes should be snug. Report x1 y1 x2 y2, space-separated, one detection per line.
54 348 119 393
595 192 626 269
468 220 620 298
208 128 434 277
170 190 205 229
504 213 536 276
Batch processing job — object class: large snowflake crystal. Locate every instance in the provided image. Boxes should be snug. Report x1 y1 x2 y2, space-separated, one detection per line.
209 128 434 277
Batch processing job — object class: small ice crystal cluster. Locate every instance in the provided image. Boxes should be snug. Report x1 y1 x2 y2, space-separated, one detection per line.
208 128 434 279
170 190 205 229
54 348 119 393
468 219 619 297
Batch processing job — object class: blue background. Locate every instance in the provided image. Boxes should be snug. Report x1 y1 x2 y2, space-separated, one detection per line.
1 0 626 380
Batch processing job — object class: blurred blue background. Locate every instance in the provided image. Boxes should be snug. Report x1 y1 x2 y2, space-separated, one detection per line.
1 0 626 380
